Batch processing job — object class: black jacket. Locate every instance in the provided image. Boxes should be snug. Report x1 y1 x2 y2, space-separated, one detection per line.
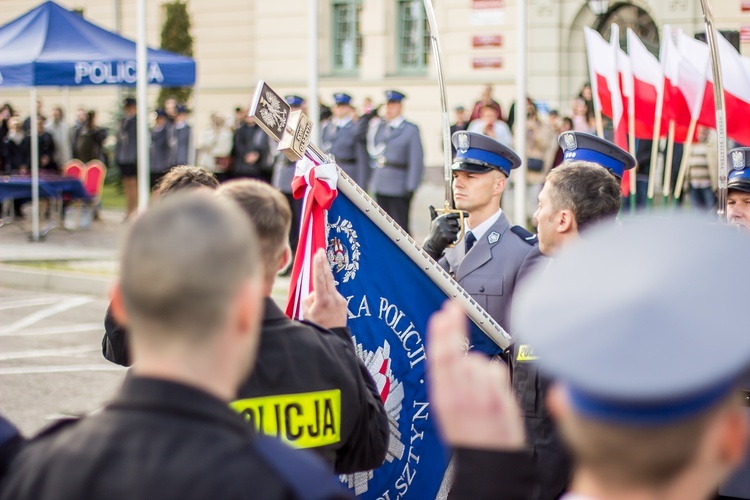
510 343 572 500
231 123 271 182
0 376 350 500
450 448 537 500
102 299 389 474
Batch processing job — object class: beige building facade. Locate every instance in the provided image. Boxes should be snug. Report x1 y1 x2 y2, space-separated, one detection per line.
0 0 747 167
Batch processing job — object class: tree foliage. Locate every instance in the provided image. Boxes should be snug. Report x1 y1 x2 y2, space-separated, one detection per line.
156 1 194 107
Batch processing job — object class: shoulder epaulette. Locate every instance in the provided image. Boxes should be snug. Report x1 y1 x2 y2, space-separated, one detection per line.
511 225 538 246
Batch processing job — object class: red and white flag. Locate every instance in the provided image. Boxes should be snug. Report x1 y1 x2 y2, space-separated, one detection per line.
697 31 750 146
610 25 631 195
660 26 695 143
676 32 710 124
627 28 664 140
286 158 338 319
584 27 622 125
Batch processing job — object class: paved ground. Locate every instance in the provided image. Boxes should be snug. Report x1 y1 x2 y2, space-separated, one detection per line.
0 287 126 436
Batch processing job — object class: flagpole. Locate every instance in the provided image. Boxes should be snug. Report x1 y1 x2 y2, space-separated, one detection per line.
673 118 698 201
647 82 664 210
135 0 149 213
513 0 527 227
308 0 319 137
594 108 604 138
628 100 636 212
662 120 676 205
699 0 728 220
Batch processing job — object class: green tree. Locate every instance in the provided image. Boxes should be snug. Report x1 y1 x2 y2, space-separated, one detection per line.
156 1 194 107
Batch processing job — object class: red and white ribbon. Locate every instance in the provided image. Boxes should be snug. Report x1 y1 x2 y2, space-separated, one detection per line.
286 157 339 319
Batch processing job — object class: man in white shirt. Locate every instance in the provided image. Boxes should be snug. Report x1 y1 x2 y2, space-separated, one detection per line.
467 103 513 148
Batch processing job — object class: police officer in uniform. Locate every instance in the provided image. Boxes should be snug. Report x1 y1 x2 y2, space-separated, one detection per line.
149 109 175 188
321 93 368 188
369 90 424 234
2 194 350 500
272 95 305 257
171 104 192 166
101 178 389 474
219 180 388 474
422 131 543 356
514 149 632 500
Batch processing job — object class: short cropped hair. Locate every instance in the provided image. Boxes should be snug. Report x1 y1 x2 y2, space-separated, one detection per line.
546 162 621 232
218 179 292 281
120 192 260 342
154 166 220 197
559 399 729 489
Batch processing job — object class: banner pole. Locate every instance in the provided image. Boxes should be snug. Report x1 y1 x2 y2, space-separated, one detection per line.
662 120 676 205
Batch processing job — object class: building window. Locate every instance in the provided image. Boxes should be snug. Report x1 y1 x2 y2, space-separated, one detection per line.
332 0 362 73
397 0 430 73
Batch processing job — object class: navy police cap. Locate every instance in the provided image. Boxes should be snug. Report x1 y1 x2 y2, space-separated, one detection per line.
385 90 406 103
513 215 750 425
284 95 304 107
729 147 750 194
451 131 521 177
155 108 168 118
333 93 352 106
559 131 636 179
175 104 190 115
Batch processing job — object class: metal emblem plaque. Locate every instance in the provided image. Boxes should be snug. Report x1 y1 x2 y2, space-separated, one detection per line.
732 150 745 171
278 110 312 162
457 132 470 154
563 132 577 151
249 81 290 142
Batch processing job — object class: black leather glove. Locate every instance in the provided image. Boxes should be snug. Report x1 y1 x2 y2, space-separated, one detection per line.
422 205 462 260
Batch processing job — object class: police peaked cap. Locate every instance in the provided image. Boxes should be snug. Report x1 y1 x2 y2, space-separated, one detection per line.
451 131 522 177
558 131 636 179
729 148 750 194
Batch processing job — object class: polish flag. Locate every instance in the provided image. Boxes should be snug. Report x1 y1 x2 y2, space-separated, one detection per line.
584 26 628 194
660 26 696 143
677 32 710 124
584 26 620 125
611 25 632 195
627 28 664 140
697 31 750 146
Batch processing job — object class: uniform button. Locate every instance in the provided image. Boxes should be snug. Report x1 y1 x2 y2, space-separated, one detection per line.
479 286 485 292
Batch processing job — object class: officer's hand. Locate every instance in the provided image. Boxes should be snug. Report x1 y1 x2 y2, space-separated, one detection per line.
422 206 461 260
427 301 525 451
302 249 348 329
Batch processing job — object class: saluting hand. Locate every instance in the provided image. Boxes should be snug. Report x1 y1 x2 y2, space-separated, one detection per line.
427 301 525 451
302 249 349 329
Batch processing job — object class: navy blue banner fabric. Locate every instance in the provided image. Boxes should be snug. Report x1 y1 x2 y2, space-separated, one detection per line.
329 189 490 498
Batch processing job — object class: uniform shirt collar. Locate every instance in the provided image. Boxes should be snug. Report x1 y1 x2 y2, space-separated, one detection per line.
388 116 405 129
333 117 351 127
466 208 503 242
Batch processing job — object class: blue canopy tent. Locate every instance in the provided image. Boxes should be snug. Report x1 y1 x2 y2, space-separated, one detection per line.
0 1 196 239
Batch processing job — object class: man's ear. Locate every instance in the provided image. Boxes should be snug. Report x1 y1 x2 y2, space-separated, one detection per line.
717 402 749 470
109 280 129 326
277 245 292 274
233 278 263 339
558 209 576 234
495 173 507 196
546 383 570 423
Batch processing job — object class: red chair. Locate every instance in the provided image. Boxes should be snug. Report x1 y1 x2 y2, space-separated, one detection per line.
82 160 106 204
62 160 85 181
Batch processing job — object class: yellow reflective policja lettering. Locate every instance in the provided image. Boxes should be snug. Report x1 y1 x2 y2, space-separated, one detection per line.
230 389 342 449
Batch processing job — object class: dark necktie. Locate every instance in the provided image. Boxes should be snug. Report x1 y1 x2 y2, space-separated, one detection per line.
465 231 476 254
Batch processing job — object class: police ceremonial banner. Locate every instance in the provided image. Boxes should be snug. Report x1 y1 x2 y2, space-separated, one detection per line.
291 163 510 499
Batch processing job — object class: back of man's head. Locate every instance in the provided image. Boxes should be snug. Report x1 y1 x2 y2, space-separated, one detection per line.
118 192 261 346
546 161 621 232
154 166 220 197
218 179 292 283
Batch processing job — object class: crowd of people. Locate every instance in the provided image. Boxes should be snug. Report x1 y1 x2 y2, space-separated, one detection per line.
1 76 750 499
